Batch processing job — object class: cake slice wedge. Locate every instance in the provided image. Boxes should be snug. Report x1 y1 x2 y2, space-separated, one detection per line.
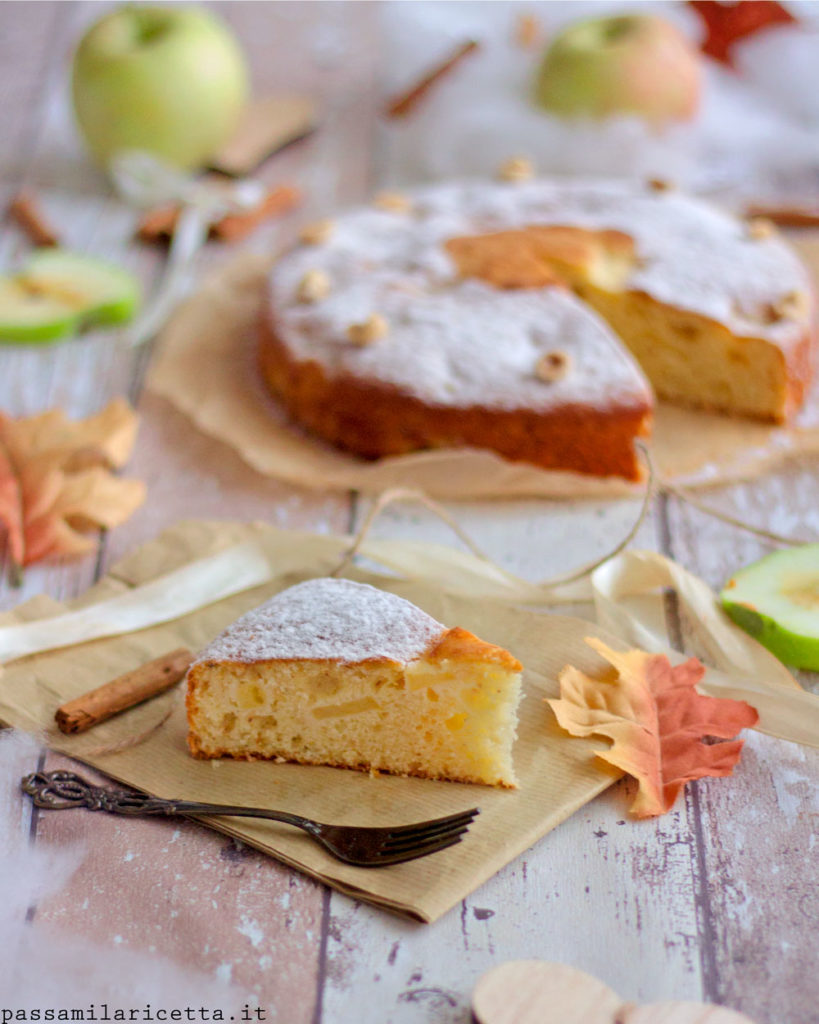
186 577 523 787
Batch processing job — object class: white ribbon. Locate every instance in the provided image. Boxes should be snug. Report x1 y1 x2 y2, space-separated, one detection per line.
0 542 271 665
110 151 266 348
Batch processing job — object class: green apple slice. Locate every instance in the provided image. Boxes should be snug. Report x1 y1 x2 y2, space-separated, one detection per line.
721 545 819 669
0 278 81 344
19 249 141 327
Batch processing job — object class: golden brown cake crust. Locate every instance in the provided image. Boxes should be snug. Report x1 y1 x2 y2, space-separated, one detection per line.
259 310 652 481
426 626 523 671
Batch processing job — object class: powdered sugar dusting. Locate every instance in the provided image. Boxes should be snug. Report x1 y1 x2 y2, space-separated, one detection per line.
269 178 810 414
194 578 445 665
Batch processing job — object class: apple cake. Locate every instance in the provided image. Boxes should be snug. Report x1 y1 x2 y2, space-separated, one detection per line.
186 577 523 788
259 178 815 481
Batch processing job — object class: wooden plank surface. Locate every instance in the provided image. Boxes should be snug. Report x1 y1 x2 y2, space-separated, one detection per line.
666 474 819 1024
0 3 816 1022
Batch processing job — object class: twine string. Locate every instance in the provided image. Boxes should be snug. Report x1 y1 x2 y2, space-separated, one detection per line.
332 444 813 589
332 442 655 592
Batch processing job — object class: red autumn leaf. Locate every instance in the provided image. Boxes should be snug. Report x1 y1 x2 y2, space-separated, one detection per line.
0 399 145 581
688 1 797 67
548 638 759 817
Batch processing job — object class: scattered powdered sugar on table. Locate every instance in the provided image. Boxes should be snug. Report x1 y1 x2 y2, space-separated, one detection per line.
195 578 446 665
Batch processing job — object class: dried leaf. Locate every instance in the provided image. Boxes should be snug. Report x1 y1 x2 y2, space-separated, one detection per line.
0 399 145 578
688 1 797 67
549 638 759 817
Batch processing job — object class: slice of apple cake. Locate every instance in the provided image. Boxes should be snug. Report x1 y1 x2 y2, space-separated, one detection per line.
186 577 523 787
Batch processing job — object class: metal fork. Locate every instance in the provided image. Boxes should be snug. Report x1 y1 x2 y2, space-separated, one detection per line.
21 770 479 868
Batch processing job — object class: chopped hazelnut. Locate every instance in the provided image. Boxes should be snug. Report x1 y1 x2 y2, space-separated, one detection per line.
747 217 775 240
299 219 335 245
498 156 534 183
374 191 412 213
774 290 810 321
348 313 389 346
535 350 571 382
296 269 331 304
647 178 673 192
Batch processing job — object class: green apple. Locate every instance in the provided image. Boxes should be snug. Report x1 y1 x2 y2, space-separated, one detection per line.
21 250 141 327
534 14 702 125
0 279 81 344
0 251 141 345
71 5 249 171
721 545 819 670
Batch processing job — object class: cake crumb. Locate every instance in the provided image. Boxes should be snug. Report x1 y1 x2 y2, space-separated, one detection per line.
374 192 412 214
497 156 534 183
514 13 542 49
647 177 674 192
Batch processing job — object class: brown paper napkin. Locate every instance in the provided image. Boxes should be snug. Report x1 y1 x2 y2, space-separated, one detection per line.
0 519 636 923
147 241 819 499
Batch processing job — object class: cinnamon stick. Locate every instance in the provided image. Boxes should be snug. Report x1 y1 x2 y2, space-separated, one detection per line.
7 190 59 247
137 184 302 244
214 184 301 242
55 647 193 735
385 39 480 119
744 203 819 228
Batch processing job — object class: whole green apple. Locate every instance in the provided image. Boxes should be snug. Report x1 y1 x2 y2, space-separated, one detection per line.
534 14 702 125
72 5 249 171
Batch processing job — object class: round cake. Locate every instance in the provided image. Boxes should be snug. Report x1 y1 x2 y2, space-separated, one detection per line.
260 178 815 481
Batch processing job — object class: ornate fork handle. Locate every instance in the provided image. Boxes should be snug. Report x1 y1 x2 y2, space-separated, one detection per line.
21 771 319 834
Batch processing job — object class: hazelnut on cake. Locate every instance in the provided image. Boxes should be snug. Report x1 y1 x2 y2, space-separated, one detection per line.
259 178 815 481
186 578 523 788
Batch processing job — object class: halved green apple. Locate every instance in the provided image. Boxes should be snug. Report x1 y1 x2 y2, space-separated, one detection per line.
0 278 81 343
20 250 141 327
721 545 819 669
0 250 142 345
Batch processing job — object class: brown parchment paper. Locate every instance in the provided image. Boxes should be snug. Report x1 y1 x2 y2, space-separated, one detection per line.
147 238 819 499
0 519 634 923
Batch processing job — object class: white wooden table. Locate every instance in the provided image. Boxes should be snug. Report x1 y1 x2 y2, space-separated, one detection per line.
1 4 817 1021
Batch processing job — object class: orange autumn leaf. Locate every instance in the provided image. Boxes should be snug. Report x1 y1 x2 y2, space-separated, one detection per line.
688 1 797 68
548 638 759 818
0 399 145 579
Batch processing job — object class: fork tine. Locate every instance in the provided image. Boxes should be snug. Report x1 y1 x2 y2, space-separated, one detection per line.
382 823 472 854
374 832 466 865
386 807 479 840
384 815 479 847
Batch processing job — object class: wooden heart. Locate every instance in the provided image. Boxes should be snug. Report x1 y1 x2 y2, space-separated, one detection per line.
472 961 757 1024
